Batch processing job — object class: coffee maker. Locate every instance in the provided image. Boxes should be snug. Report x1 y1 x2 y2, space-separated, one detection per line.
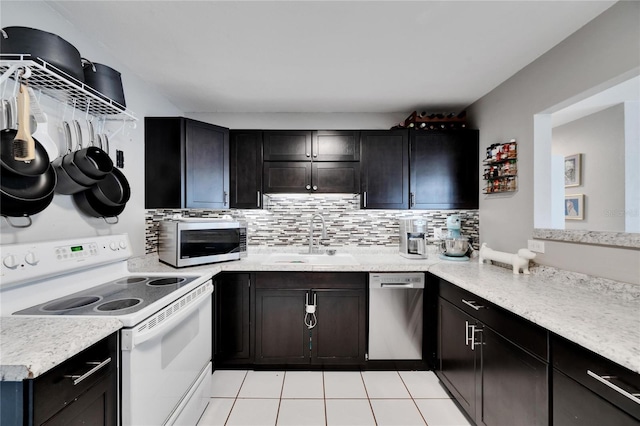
399 217 428 259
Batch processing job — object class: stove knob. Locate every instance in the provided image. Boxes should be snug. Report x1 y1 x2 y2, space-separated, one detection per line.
24 251 39 266
109 242 118 251
3 254 18 269
119 241 127 249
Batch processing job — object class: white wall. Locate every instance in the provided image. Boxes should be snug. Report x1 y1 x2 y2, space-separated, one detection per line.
0 1 183 256
468 1 640 283
552 104 625 232
187 112 405 130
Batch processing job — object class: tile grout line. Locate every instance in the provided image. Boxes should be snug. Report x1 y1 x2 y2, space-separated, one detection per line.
360 371 379 426
397 371 429 426
322 371 328 426
274 371 286 426
224 370 248 426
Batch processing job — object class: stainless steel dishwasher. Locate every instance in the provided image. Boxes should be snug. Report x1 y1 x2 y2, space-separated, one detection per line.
368 272 425 360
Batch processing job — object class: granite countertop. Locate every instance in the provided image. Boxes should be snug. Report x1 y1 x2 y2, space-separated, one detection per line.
0 317 122 381
129 247 640 374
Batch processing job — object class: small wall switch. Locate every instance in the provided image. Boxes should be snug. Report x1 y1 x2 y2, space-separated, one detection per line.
527 239 545 253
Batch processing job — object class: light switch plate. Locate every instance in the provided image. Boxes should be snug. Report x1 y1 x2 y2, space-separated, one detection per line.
527 239 545 253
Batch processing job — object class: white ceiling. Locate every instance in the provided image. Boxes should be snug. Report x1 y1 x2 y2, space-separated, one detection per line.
48 1 616 114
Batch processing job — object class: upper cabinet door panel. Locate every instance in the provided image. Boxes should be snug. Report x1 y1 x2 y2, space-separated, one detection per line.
185 120 229 209
263 162 312 193
230 130 263 209
263 131 312 161
410 130 479 209
313 131 360 161
360 130 409 209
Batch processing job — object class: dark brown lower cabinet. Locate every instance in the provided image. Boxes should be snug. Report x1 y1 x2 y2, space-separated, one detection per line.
5 333 119 426
551 334 640 425
436 276 549 426
254 272 366 366
214 273 252 365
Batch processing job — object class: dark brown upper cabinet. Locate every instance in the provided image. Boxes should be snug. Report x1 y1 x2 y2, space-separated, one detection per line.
145 117 229 209
410 129 479 209
313 130 360 161
263 130 360 193
360 129 409 209
230 130 263 209
263 131 313 161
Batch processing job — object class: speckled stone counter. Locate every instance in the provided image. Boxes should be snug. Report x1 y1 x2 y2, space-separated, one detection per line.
0 317 122 381
129 247 640 374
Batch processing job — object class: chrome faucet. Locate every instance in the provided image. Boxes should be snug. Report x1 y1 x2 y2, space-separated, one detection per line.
308 213 327 254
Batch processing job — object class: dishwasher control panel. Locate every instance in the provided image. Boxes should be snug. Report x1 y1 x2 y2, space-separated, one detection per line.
369 272 425 288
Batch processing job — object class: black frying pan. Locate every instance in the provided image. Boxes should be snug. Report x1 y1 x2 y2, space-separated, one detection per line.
1 129 50 176
0 165 57 217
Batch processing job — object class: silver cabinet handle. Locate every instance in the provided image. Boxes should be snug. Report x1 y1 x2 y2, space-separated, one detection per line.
462 299 484 310
471 326 482 351
410 192 415 208
363 191 367 207
306 184 311 190
306 152 311 157
465 320 471 346
257 191 261 207
64 357 111 386
312 185 317 191
223 191 229 206
587 370 640 404
313 153 318 158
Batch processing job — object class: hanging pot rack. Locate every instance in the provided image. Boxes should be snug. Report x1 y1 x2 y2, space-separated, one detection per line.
0 54 137 121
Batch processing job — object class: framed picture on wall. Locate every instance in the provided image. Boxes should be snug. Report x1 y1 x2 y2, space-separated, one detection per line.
564 154 582 187
565 194 584 220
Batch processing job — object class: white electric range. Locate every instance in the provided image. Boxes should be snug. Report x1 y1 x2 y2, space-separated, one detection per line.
0 234 213 426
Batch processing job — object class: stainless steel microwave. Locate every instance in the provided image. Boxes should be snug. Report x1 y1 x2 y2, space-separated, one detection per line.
158 218 247 268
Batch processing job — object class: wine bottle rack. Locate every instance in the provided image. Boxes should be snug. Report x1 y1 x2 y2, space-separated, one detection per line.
392 110 467 130
483 139 518 194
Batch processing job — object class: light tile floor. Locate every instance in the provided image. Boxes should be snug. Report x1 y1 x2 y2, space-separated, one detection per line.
197 370 473 426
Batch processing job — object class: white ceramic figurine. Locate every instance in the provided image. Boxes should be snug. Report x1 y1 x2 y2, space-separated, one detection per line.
479 243 536 275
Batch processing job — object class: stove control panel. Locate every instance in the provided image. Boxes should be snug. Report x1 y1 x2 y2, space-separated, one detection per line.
0 234 132 288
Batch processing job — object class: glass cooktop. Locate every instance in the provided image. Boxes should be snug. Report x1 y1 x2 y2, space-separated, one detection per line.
14 275 197 316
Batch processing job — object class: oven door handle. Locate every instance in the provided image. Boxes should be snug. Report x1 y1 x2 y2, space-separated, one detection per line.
123 283 212 350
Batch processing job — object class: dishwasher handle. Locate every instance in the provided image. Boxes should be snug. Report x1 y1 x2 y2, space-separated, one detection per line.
380 282 416 288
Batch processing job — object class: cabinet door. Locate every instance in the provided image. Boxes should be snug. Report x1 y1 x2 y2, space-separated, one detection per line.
553 369 640 426
479 326 548 426
263 162 312 193
230 130 263 208
40 377 115 426
263 131 312 161
215 274 251 364
311 162 359 193
145 117 183 208
360 130 409 209
410 130 479 209
254 289 309 364
437 298 478 421
185 120 230 209
311 288 366 365
313 130 360 161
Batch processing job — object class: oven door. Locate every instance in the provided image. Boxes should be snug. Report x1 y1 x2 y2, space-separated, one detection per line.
120 281 213 426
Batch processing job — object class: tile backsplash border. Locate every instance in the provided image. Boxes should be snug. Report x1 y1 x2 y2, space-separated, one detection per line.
145 194 479 254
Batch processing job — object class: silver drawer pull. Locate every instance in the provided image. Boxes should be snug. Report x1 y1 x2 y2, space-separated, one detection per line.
64 357 111 386
462 299 484 310
587 370 640 404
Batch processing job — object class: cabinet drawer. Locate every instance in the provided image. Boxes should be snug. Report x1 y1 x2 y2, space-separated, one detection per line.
552 334 640 420
255 272 366 290
439 278 547 360
29 333 117 425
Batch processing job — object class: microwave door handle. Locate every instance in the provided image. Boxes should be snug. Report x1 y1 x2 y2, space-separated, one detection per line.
128 284 212 348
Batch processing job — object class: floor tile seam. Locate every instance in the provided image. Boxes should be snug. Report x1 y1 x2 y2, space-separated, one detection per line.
397 371 428 425
359 371 379 426
224 370 248 426
274 371 286 425
322 372 328 426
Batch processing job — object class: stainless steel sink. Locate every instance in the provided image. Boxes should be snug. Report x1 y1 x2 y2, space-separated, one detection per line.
262 252 359 265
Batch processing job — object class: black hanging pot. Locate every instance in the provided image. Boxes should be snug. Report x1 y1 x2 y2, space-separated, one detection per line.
90 168 130 207
1 27 85 83
73 189 125 222
0 163 57 225
82 60 126 109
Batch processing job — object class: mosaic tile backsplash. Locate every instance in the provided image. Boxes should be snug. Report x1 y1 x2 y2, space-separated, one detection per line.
145 194 479 254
